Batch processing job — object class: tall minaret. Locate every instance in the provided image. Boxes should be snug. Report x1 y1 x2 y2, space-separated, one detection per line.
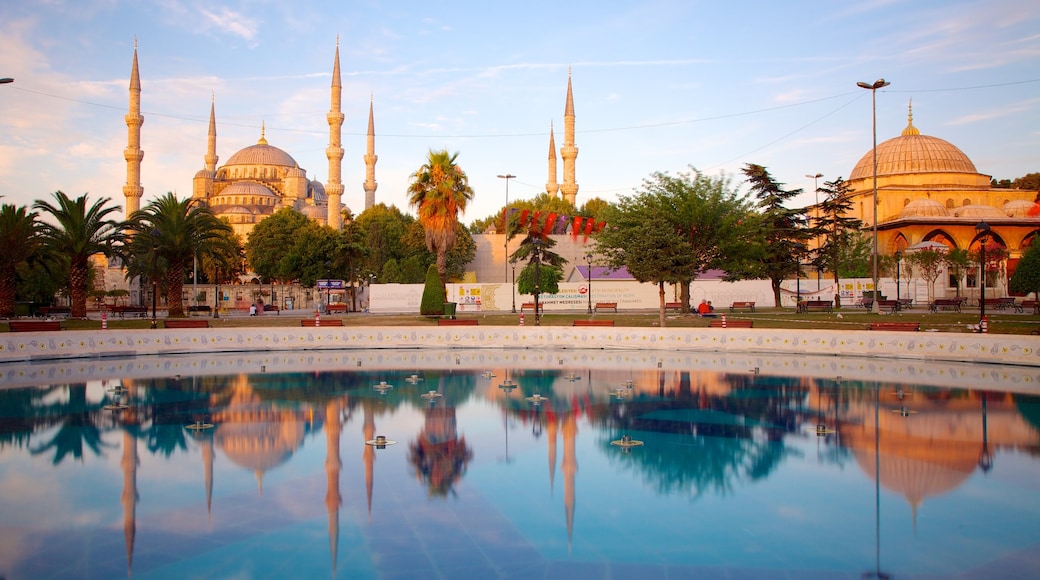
559 69 579 206
325 38 345 229
545 121 559 198
363 95 378 211
123 40 144 217
193 96 218 203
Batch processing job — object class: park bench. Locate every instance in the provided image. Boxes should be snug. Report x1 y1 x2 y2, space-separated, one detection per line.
325 303 348 314
876 299 902 312
520 302 543 313
112 305 148 318
930 298 964 313
868 322 920 332
438 319 478 326
665 302 685 312
983 297 1022 312
729 301 755 312
163 319 210 329
708 319 753 328
263 304 280 314
897 298 914 310
38 306 71 318
798 300 832 313
1022 299 1040 314
8 320 62 332
573 320 615 327
594 302 618 313
301 318 343 327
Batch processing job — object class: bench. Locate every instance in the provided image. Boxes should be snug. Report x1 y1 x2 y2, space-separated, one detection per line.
520 302 543 313
930 298 964 313
573 320 615 327
665 302 685 312
729 301 755 312
163 319 210 329
797 300 832 313
263 304 279 314
325 303 348 314
112 305 148 318
594 302 618 313
868 322 920 332
301 318 343 327
709 319 753 328
438 319 478 326
983 297 1022 312
38 306 71 318
8 320 62 332
1022 299 1040 314
876 299 902 312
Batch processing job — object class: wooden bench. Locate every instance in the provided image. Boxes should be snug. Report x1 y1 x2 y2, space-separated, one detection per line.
709 319 753 328
38 306 71 318
665 302 685 312
113 305 149 318
263 305 279 314
594 302 618 313
325 303 348 314
163 319 210 329
573 320 615 327
729 301 755 312
983 297 1022 312
876 299 902 312
520 302 543 313
8 320 62 332
930 298 964 313
301 318 343 327
438 319 478 326
797 300 832 313
868 322 920 332
1022 299 1040 314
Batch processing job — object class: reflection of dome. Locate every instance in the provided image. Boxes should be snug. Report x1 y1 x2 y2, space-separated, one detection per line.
217 416 305 473
951 204 1005 219
221 181 279 199
1003 199 1037 217
850 118 977 181
852 448 975 508
900 199 949 218
225 143 298 168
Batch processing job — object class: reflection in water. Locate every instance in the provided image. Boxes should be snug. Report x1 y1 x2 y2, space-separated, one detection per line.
1 359 1039 578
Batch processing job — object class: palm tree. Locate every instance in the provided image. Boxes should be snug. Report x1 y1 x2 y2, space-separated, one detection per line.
407 149 474 291
125 193 234 317
0 204 41 317
33 192 124 318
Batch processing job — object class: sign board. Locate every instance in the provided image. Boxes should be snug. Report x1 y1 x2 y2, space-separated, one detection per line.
316 279 345 289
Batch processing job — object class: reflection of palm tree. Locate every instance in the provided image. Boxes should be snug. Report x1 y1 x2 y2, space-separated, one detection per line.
30 383 114 464
407 380 473 498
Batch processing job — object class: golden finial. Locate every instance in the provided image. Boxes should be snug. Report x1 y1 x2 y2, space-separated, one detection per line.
902 99 920 136
258 121 268 145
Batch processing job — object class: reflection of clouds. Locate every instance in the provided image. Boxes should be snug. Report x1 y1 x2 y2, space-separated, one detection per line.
774 505 807 521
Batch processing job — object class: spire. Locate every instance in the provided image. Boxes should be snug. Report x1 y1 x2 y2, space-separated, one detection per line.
122 40 145 217
257 121 268 145
545 121 559 198
902 99 920 136
205 95 218 172
560 69 579 206
325 40 345 229
363 94 378 211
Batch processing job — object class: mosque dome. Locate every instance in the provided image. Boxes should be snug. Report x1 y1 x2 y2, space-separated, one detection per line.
221 181 279 199
309 180 327 201
849 112 977 182
301 204 327 219
951 204 1005 219
225 142 298 168
1002 199 1037 217
899 199 949 219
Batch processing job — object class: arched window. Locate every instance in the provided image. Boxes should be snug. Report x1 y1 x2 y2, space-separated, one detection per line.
946 198 955 209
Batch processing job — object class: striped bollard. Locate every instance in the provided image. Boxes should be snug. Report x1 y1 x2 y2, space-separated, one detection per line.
315 310 321 327
721 314 727 328
101 310 107 330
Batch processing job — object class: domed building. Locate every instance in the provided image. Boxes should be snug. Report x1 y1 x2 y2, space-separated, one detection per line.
846 104 1040 297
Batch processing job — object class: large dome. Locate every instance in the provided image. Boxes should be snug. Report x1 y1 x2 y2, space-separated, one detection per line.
225 142 298 168
849 117 977 181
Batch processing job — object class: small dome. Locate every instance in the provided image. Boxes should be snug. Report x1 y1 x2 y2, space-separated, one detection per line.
900 199 949 218
221 181 279 199
951 204 1005 219
287 164 307 178
1003 199 1037 218
308 180 327 202
301 204 327 219
223 206 254 215
194 169 215 179
225 143 298 168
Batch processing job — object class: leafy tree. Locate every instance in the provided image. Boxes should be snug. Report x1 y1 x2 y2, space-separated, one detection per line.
124 192 234 316
354 204 413 278
0 204 41 317
813 177 862 308
289 223 347 286
579 196 611 219
402 221 475 283
733 164 812 307
905 249 946 302
990 178 1012 189
944 248 972 298
199 225 244 286
512 229 565 299
1011 172 1040 191
1010 242 1040 300
245 207 311 282
33 191 124 318
407 149 474 294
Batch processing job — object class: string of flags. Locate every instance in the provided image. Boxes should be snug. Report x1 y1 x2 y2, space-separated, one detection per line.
504 207 606 238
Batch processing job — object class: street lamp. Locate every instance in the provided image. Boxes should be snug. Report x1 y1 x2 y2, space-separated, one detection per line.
585 253 593 314
976 220 990 324
149 229 161 329
857 78 890 314
498 174 515 284
894 250 902 305
532 237 542 326
0 78 13 84
806 173 823 291
324 260 332 312
510 258 517 313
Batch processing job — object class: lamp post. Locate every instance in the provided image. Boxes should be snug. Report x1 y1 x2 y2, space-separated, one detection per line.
149 229 160 329
532 237 542 326
806 173 823 290
976 220 990 324
857 78 890 314
0 78 13 84
498 174 515 284
324 260 332 312
894 250 902 304
585 253 593 314
510 258 517 313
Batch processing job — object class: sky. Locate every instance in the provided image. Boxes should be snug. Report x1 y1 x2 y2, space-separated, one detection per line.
1 0 1038 227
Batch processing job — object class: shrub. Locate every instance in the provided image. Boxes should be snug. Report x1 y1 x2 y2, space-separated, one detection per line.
419 264 446 316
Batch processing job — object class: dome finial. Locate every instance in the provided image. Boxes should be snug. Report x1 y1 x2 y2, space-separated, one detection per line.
902 99 920 136
258 121 268 145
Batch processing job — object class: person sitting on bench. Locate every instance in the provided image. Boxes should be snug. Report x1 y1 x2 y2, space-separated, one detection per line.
697 300 718 317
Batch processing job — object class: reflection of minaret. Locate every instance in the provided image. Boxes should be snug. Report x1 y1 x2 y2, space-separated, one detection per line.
123 40 144 218
201 430 214 521
559 69 579 207
363 96 378 211
547 412 558 494
363 403 376 518
120 429 138 575
545 122 559 198
562 412 578 552
325 399 343 572
325 38 345 229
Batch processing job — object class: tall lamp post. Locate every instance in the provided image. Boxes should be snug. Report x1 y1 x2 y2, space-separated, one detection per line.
585 253 593 314
857 78 890 314
498 174 515 284
510 258 517 313
532 237 542 326
149 229 160 329
324 260 332 312
894 250 902 305
806 173 823 290
976 220 990 324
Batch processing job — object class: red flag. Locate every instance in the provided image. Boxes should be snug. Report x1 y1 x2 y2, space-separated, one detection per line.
594 220 606 232
519 209 530 228
571 216 584 237
542 213 557 235
583 219 594 236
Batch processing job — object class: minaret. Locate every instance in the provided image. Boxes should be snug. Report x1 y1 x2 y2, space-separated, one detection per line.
193 96 218 203
559 69 579 207
545 121 559 198
325 39 345 229
123 40 144 218
363 95 378 211
562 412 578 552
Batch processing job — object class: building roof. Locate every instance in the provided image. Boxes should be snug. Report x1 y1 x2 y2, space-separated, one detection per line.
849 110 978 181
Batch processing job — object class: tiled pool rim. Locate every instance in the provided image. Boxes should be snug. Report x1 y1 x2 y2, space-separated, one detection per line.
1 326 1037 367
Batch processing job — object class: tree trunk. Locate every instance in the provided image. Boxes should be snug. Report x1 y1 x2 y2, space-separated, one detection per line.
436 248 448 299
679 281 691 312
658 281 666 328
832 272 842 309
0 274 15 317
69 258 88 318
771 277 783 309
165 260 185 317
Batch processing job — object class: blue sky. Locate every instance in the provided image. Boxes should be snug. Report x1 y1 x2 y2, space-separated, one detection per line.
1 0 1038 225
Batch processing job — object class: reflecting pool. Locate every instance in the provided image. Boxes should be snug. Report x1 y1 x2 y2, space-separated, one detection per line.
2 350 1039 579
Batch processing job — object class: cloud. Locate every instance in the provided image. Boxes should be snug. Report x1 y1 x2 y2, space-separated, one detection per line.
945 98 1040 126
198 6 259 43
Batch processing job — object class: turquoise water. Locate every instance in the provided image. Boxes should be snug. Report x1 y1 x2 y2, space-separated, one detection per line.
1 351 1039 579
